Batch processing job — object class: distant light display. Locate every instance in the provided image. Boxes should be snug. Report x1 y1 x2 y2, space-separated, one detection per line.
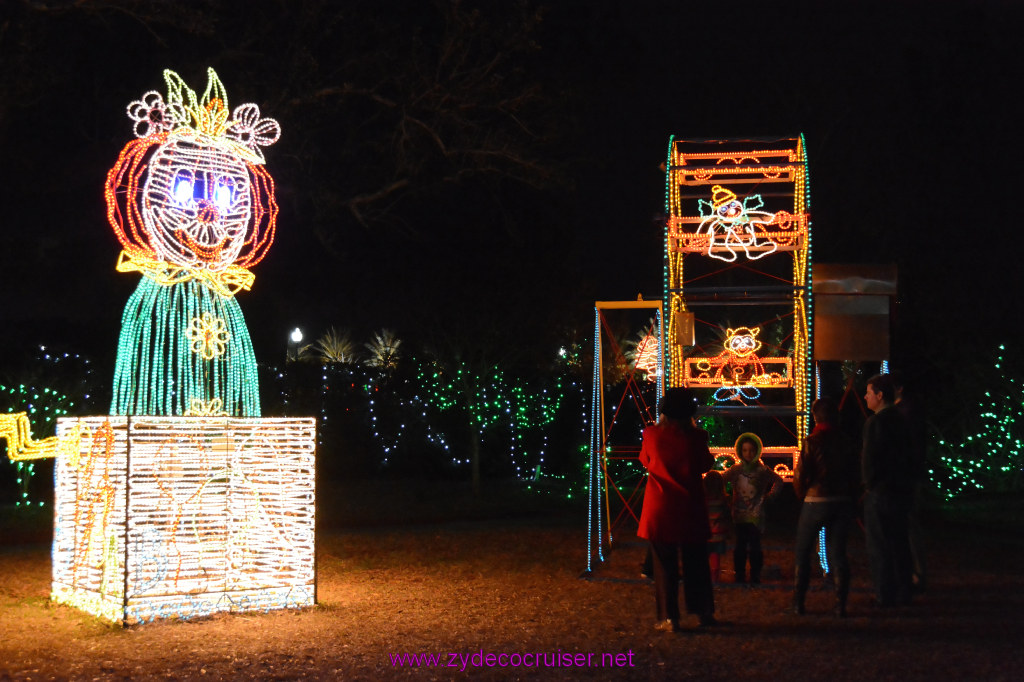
412 360 564 476
934 345 1024 500
633 334 660 382
664 136 811 476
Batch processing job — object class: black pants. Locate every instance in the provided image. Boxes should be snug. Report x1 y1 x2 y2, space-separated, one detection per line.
864 490 913 605
650 541 715 621
794 499 854 603
734 522 764 581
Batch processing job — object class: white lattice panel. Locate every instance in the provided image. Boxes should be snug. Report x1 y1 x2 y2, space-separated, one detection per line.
54 416 316 624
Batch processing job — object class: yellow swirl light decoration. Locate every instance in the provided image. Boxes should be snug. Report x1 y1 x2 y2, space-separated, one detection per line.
184 397 229 416
115 247 256 298
1 412 83 462
712 446 796 482
186 312 232 360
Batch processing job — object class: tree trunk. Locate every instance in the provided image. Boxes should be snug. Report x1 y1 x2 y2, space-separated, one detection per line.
470 431 481 496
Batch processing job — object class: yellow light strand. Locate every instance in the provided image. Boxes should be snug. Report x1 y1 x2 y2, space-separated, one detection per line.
1 412 84 462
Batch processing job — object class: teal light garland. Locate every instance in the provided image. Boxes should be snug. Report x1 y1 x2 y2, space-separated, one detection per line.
111 278 260 416
587 306 603 571
801 132 813 444
663 134 675 384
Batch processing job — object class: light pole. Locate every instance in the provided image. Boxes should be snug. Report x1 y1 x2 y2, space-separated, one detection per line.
287 327 303 362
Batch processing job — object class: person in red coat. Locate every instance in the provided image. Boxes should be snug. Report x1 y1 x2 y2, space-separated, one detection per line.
638 387 717 631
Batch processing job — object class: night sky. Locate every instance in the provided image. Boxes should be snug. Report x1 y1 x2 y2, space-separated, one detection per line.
1 0 1021 383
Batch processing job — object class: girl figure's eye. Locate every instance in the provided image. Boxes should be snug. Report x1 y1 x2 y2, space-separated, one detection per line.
213 182 233 210
173 172 195 204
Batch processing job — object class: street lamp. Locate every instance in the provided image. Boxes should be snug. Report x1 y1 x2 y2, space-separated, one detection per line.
287 327 303 362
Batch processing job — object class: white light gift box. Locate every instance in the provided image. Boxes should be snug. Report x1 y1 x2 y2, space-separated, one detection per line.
53 416 316 625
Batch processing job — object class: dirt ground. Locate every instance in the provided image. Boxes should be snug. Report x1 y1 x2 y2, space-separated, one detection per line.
1 482 1021 681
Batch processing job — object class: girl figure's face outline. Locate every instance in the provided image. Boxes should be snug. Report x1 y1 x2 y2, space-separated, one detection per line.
142 133 253 272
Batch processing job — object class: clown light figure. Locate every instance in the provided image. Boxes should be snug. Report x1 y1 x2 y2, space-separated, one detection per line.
696 185 778 262
710 327 766 401
692 326 783 402
106 68 280 416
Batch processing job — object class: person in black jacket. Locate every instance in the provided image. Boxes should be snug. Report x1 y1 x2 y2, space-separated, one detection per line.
862 374 914 607
792 398 860 616
893 372 928 593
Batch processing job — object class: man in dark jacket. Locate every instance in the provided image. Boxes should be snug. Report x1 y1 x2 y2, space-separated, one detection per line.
862 374 914 607
894 372 928 592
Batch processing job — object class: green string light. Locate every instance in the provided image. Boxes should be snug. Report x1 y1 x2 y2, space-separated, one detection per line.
932 345 1024 500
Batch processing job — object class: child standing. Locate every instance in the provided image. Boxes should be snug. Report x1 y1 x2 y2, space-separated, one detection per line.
704 470 731 583
722 432 784 583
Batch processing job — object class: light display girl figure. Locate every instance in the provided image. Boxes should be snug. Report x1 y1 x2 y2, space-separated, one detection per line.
106 68 280 416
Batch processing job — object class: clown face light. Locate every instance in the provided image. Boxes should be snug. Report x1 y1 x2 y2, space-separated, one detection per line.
716 197 744 222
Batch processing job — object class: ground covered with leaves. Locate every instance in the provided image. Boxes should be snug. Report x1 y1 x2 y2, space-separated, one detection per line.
1 482 1021 681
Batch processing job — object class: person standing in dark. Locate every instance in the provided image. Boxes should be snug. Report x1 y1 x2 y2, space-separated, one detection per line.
862 374 914 607
638 387 717 632
722 432 784 584
792 398 860 617
893 372 928 593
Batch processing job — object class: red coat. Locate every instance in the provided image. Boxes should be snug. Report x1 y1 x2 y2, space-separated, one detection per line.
637 420 714 544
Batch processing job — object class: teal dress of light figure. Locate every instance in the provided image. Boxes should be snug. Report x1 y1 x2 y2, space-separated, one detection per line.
111 277 260 417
